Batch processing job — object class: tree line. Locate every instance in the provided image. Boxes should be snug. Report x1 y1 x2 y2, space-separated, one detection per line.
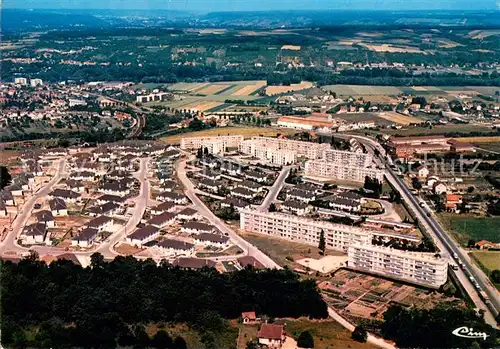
1 254 328 348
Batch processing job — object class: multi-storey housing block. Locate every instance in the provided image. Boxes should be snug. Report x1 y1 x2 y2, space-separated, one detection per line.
322 149 373 168
180 135 244 153
241 137 330 160
240 210 372 252
348 244 448 288
239 141 296 166
304 160 384 183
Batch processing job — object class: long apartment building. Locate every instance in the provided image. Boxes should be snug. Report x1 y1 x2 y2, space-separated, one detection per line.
240 210 372 252
323 149 373 168
180 135 244 154
242 137 330 160
348 244 448 288
239 141 296 166
240 209 447 288
305 160 384 183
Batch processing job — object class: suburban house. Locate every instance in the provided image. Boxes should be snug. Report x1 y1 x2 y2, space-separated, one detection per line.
156 239 195 256
197 178 220 192
286 189 316 203
257 324 286 348
49 198 68 216
416 165 430 179
244 170 268 183
198 169 221 180
147 212 177 228
433 181 447 195
24 222 47 244
0 190 15 206
86 202 121 217
6 184 23 197
181 221 215 235
49 189 81 203
96 194 126 205
237 180 264 193
172 257 216 269
36 210 55 228
66 179 85 193
86 216 114 232
177 208 200 221
326 196 362 212
241 311 258 325
157 191 188 205
107 170 129 180
475 240 498 250
280 200 309 216
70 171 96 182
230 187 255 200
238 256 266 270
220 197 251 212
99 182 130 197
193 233 230 248
72 227 99 248
445 194 463 212
126 225 160 246
150 201 176 215
0 200 7 217
159 179 179 192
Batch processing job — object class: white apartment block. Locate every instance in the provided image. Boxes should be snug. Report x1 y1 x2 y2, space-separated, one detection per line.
136 92 171 103
14 77 28 85
241 137 330 160
348 244 448 288
240 210 372 252
180 135 244 152
239 141 296 165
30 79 43 87
305 160 384 183
322 149 373 168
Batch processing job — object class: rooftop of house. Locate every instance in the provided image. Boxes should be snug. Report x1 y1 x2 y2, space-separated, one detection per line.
157 238 194 251
257 323 284 340
172 257 216 269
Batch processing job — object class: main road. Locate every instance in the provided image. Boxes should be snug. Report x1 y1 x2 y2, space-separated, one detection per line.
177 155 279 269
341 132 500 326
0 158 67 255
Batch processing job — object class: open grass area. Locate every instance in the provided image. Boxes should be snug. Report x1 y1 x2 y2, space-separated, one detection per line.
437 213 500 246
233 318 378 349
285 318 379 349
470 251 500 271
161 126 297 144
239 231 344 268
363 124 496 137
472 142 500 153
145 322 238 349
469 251 500 290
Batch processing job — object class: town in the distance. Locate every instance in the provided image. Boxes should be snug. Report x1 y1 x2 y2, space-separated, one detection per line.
0 7 499 349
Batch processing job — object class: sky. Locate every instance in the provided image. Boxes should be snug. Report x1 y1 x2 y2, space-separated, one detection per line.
3 0 499 11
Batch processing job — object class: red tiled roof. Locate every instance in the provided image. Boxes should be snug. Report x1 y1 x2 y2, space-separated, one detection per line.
476 240 491 246
258 324 284 340
242 311 257 320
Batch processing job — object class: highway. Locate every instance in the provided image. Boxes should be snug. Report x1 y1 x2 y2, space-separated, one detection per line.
346 133 500 326
177 155 280 269
0 158 67 255
258 166 291 212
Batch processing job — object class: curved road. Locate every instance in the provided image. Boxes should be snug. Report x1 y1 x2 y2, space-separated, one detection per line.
0 158 67 255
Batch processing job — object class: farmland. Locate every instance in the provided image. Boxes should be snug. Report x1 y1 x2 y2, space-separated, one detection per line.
437 214 500 246
376 111 422 125
470 251 500 272
265 81 314 95
161 126 296 144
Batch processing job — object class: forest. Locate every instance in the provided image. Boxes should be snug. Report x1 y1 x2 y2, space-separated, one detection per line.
1 254 328 348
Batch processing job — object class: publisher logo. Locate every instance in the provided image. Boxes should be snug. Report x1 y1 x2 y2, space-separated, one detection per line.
452 326 489 340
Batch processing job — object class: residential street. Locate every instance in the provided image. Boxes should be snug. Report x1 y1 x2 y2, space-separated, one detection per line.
92 157 150 259
177 155 280 269
0 158 67 255
258 165 291 212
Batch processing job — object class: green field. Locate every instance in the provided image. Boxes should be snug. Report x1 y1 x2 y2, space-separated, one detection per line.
322 85 500 97
363 124 496 137
470 251 500 290
437 214 500 246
